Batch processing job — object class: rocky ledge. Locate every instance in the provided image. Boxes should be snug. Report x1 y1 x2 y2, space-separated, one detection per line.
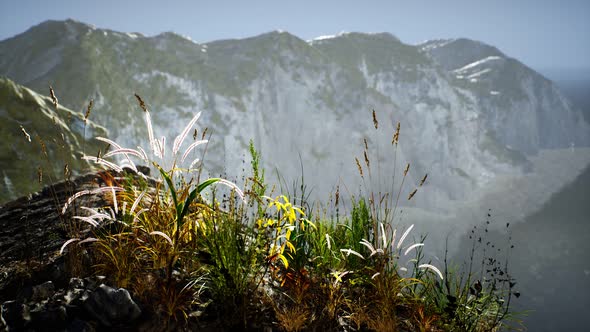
0 167 156 331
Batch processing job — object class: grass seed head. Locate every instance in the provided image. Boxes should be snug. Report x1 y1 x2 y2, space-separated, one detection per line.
49 85 58 108
408 188 417 201
134 93 147 112
418 263 444 280
36 135 48 157
85 99 94 122
419 173 428 187
372 109 378 129
355 157 364 178
19 125 31 142
392 122 400 145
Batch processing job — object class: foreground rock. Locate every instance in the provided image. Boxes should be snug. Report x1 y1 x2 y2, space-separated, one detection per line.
1 277 141 331
0 168 152 331
84 284 142 327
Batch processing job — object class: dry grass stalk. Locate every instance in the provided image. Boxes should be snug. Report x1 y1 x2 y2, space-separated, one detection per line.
64 163 70 179
49 85 58 108
372 109 379 129
413 306 439 332
408 188 417 201
364 150 370 169
275 305 310 332
19 125 31 142
134 93 147 112
367 313 398 332
419 173 428 187
37 166 42 183
35 135 48 157
392 122 400 145
403 163 410 176
84 99 94 122
355 157 364 178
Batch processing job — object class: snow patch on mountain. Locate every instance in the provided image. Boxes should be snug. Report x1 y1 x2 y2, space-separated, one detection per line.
418 39 456 51
455 56 503 72
310 34 338 42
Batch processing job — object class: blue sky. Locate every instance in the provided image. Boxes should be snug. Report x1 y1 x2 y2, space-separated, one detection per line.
1 0 589 70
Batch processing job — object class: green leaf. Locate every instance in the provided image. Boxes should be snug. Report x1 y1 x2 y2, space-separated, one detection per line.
158 165 178 209
178 188 198 227
196 177 221 193
177 178 221 228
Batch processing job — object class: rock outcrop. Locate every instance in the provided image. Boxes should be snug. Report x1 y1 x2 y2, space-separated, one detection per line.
0 168 151 331
1 277 142 331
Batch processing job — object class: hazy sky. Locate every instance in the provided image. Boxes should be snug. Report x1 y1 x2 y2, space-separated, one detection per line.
1 0 589 70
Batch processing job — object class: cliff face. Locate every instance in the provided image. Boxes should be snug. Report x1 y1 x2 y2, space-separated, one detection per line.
421 38 589 153
1 20 588 208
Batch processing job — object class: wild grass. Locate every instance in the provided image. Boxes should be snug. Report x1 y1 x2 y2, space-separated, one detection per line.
11 85 108 277
33 90 523 331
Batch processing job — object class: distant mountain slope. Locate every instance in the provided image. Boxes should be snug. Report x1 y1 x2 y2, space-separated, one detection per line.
1 20 588 208
420 38 589 153
452 163 590 332
510 165 590 331
0 77 107 203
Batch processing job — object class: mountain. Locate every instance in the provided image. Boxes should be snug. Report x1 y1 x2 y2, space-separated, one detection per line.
1 19 589 210
510 164 590 331
0 76 107 204
420 39 589 153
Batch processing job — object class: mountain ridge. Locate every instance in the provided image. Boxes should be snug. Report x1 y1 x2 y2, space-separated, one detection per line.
1 19 588 209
